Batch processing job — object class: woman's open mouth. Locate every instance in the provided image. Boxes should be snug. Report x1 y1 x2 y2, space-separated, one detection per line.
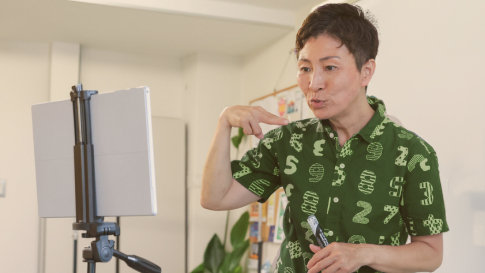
310 99 326 108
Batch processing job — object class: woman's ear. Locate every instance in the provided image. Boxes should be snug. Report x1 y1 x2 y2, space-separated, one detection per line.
361 59 376 87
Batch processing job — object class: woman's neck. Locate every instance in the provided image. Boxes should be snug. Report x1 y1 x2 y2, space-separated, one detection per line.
329 99 375 146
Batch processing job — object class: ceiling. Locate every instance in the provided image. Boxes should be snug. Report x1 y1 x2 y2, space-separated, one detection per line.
0 0 324 58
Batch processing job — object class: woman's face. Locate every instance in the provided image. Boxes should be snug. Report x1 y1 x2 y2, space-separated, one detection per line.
297 34 372 121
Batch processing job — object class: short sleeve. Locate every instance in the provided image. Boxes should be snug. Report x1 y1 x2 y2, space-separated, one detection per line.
401 140 449 236
231 128 283 202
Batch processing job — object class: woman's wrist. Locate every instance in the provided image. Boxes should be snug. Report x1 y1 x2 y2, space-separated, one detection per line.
218 107 232 128
357 243 377 268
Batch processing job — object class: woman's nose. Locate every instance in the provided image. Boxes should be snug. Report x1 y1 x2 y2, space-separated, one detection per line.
309 70 325 91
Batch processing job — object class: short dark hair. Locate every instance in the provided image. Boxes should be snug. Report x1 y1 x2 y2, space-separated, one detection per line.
295 3 379 70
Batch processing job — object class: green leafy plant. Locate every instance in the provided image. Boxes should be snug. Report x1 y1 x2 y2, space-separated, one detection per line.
191 211 250 273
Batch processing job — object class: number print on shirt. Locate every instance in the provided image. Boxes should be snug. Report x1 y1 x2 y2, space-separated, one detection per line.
301 191 319 215
408 154 431 172
295 119 317 131
352 201 372 224
285 184 294 198
339 140 354 158
407 154 424 172
370 117 392 139
423 214 444 234
285 240 302 259
332 164 346 186
233 162 252 179
248 179 270 196
419 181 434 205
366 142 383 161
358 170 376 195
290 133 303 152
398 130 414 140
261 137 275 150
284 155 298 175
300 221 315 244
302 252 313 267
370 123 385 139
313 139 325 156
273 166 280 176
261 127 284 149
308 163 324 183
284 267 295 273
420 158 431 171
383 205 399 224
390 232 400 246
395 146 408 166
348 234 366 244
389 177 405 198
247 149 263 168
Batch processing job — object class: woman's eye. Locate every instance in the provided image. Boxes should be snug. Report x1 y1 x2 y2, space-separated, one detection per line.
300 67 311 72
325 65 337 71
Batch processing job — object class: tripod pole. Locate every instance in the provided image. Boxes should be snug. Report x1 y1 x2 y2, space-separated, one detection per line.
70 84 161 273
87 261 95 273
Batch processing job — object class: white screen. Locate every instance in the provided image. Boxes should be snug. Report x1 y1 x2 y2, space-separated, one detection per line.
32 87 157 217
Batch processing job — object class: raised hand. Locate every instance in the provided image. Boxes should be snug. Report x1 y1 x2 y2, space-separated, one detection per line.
220 105 288 139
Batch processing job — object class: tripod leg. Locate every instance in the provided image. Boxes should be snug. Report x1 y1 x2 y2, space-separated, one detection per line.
87 261 95 273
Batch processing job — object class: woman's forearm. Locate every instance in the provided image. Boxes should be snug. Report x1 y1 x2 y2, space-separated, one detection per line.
365 234 443 273
200 114 234 210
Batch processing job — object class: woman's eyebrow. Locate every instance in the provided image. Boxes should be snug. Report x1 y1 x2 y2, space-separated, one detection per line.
297 56 341 62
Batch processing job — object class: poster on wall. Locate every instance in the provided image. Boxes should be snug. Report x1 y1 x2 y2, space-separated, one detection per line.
249 84 313 148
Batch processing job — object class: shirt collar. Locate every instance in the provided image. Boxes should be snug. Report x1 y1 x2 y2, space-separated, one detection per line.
357 96 387 143
319 96 387 143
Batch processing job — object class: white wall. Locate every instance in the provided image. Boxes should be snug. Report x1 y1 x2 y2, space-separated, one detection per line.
359 0 485 272
80 47 186 119
0 41 50 272
182 53 247 270
241 0 485 272
241 1 323 102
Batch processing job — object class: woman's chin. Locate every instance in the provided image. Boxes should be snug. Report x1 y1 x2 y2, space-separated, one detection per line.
311 108 333 120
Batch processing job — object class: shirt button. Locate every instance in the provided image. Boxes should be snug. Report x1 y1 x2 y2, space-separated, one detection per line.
329 133 335 138
339 163 345 168
333 197 339 203
328 230 334 236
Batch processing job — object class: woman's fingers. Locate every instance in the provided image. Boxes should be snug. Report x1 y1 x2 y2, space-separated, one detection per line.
222 105 288 137
249 119 264 139
257 106 289 125
309 244 322 253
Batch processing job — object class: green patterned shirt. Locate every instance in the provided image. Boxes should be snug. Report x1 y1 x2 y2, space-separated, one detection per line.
231 97 449 273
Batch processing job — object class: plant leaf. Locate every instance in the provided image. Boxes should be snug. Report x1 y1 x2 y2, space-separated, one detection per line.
190 263 205 273
230 265 243 273
203 234 225 273
230 211 249 247
231 127 245 149
218 251 232 273
227 239 249 272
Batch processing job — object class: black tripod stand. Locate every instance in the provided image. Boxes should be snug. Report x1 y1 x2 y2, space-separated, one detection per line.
70 84 161 273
